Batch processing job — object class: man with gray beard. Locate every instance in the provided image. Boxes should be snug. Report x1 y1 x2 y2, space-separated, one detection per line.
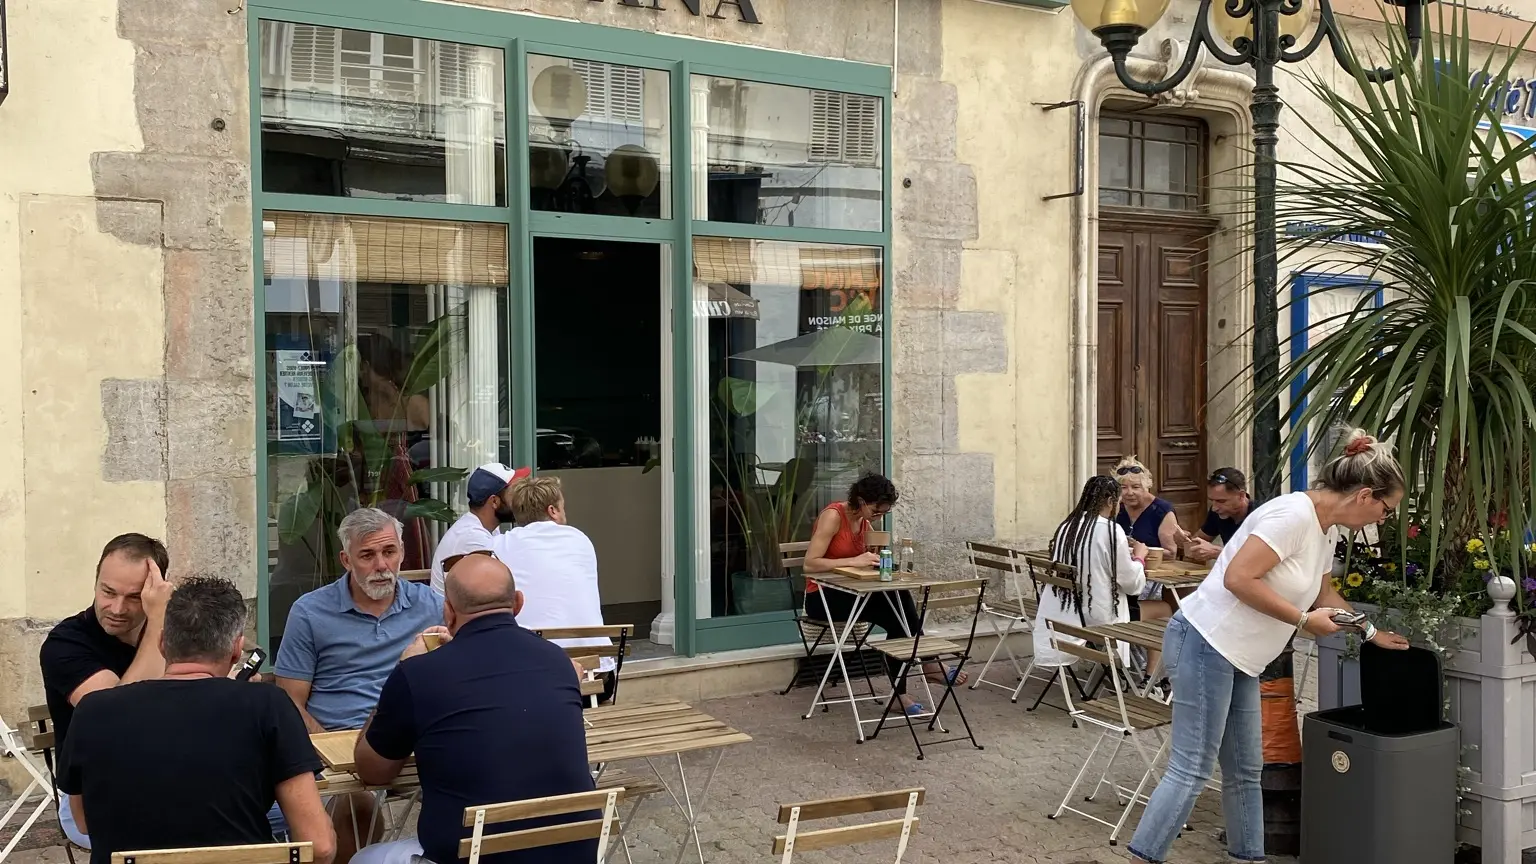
275 507 445 863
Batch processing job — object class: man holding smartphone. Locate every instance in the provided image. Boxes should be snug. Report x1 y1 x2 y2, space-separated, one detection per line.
39 534 175 848
56 577 336 864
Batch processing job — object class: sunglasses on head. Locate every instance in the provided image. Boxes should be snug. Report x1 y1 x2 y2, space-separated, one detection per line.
1115 466 1144 476
1210 473 1230 485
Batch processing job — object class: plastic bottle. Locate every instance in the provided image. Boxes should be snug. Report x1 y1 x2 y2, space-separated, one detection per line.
879 547 893 581
899 538 916 573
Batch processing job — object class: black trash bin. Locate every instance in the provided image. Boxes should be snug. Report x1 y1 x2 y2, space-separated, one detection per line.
1301 642 1458 864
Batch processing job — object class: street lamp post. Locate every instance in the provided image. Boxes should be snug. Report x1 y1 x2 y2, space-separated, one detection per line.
1071 0 1424 500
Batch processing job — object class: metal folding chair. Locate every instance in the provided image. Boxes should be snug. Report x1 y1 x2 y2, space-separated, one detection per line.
1046 620 1174 845
533 625 633 704
773 788 924 864
460 787 623 864
0 708 57 862
967 541 1042 696
869 578 988 760
778 541 878 700
1014 555 1094 713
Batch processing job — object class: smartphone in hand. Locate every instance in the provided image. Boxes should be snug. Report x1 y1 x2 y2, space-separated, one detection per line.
234 646 268 681
1330 610 1368 630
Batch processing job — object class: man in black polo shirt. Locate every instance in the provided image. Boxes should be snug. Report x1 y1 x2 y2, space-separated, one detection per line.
350 555 594 864
39 534 174 848
56 576 335 864
1181 467 1254 563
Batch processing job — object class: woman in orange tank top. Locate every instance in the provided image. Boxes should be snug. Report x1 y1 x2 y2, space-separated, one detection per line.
803 474 967 713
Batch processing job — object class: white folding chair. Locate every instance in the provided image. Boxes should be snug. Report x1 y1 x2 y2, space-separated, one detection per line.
1012 556 1095 712
1046 620 1174 845
773 788 923 864
460 788 623 864
0 708 57 862
967 541 1041 695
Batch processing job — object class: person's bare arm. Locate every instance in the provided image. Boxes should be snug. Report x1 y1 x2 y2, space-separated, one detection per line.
1221 537 1342 637
275 772 336 864
803 509 879 574
275 677 328 734
68 795 87 834
120 558 173 686
1157 511 1182 555
1315 579 1410 649
353 712 408 788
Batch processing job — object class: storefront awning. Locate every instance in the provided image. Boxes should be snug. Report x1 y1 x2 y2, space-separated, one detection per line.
695 281 761 319
263 212 509 286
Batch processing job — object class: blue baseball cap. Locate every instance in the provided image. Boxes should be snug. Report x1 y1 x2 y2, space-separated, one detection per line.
466 463 531 506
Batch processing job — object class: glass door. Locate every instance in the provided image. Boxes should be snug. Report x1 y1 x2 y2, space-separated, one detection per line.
531 237 675 659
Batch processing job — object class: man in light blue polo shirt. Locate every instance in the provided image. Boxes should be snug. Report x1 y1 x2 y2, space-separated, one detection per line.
275 506 444 861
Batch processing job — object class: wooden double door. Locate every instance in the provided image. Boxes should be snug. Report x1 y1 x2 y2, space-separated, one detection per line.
1096 215 1213 528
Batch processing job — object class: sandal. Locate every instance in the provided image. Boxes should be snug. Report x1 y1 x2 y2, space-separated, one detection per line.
926 666 967 687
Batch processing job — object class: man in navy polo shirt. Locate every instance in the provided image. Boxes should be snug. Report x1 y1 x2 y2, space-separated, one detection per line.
275 506 446 863
350 554 594 864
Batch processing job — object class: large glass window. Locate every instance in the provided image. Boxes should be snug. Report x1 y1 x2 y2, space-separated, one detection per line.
258 22 507 205
263 212 509 651
692 76 882 231
528 56 671 218
691 238 884 618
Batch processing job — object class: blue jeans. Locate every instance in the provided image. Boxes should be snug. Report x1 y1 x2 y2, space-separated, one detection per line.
1128 613 1264 863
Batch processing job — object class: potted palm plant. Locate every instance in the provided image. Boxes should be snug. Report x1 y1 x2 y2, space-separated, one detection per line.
1245 7 1536 855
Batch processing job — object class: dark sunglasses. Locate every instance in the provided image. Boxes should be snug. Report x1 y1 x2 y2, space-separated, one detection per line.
443 549 497 571
1210 473 1230 485
1115 466 1144 476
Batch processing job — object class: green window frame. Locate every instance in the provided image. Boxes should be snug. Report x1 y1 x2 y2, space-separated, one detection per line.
248 0 892 657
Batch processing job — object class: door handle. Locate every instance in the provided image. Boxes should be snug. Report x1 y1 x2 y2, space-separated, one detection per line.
1167 441 1199 449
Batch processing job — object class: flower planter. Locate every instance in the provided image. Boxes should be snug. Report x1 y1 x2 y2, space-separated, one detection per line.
729 571 793 616
1315 597 1535 863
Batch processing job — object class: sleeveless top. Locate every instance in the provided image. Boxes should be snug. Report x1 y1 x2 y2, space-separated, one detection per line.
808 502 868 594
1116 497 1175 548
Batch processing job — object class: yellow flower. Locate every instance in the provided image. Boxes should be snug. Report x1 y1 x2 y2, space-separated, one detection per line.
1500 530 1511 542
1346 572 1365 587
1467 538 1486 554
1474 558 1491 571
1527 542 1536 555
1383 562 1397 573
1331 576 1343 591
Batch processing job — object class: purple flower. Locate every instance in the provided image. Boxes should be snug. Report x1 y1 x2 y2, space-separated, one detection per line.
1483 571 1495 583
1523 577 1536 593
1406 563 1421 577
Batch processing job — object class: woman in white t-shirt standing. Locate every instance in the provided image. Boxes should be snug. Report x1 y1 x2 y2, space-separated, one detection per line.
1126 431 1411 864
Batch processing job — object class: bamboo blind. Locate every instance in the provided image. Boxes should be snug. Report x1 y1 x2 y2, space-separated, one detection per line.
263 212 509 286
692 237 881 290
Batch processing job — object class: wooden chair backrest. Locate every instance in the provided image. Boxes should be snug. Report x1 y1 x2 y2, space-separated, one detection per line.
779 541 811 571
401 569 432 584
773 788 924 858
921 577 988 611
112 842 314 864
458 788 622 860
1022 555 1078 594
22 704 54 752
533 625 633 659
1045 619 1112 665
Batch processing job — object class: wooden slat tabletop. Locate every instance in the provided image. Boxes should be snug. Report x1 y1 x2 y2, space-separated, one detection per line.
1087 619 1169 651
310 699 750 775
814 572 952 594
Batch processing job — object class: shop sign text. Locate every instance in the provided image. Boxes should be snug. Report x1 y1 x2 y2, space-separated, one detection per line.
589 0 760 25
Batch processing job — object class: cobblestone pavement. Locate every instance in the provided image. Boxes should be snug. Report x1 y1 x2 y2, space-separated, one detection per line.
3 645 1321 864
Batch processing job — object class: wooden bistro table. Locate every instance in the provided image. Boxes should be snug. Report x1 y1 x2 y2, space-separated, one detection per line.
803 569 955 742
311 699 750 864
1145 559 1210 603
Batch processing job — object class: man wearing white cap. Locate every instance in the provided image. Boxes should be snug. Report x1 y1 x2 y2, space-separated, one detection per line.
429 463 531 595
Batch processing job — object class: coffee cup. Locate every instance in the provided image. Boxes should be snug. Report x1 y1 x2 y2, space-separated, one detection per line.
1144 547 1165 565
422 633 444 652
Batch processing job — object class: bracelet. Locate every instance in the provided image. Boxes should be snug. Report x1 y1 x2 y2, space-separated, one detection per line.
1297 611 1310 634
1132 555 1146 566
1363 622 1378 641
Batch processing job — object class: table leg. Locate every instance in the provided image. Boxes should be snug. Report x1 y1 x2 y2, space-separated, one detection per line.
644 748 727 864
802 589 875 742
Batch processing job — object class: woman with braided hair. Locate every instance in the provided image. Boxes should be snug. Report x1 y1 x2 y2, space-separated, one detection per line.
1127 430 1412 864
1031 475 1148 670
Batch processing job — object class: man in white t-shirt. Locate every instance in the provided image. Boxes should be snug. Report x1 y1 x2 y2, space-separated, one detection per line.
429 463 531 594
492 476 616 690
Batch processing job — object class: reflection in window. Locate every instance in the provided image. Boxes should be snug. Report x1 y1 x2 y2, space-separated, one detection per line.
263 212 509 651
693 76 883 231
692 238 884 617
528 56 671 218
258 22 506 205
1097 115 1203 210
